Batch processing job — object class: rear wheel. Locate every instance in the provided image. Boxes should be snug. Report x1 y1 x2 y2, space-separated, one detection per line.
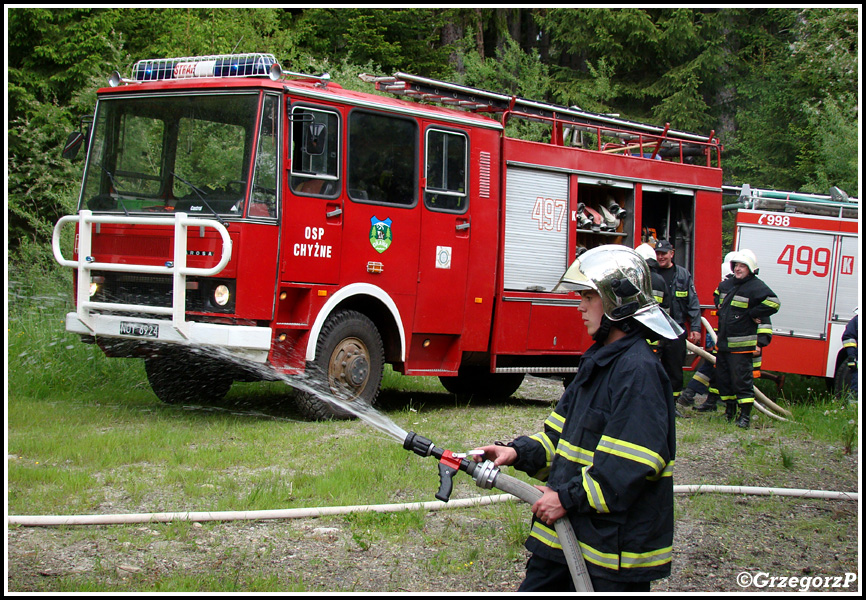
295 310 385 420
144 353 232 405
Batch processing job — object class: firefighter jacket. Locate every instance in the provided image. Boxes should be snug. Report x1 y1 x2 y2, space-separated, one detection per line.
510 332 675 583
653 264 701 331
842 315 858 366
714 273 781 353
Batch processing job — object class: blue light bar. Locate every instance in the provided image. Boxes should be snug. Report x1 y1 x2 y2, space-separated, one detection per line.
132 53 277 82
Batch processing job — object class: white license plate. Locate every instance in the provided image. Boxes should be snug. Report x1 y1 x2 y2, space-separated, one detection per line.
119 321 159 338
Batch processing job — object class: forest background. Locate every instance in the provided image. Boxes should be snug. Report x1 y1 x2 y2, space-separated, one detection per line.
6 6 860 274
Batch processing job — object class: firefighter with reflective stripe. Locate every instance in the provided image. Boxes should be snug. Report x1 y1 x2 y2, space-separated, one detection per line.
635 243 671 357
841 310 858 398
714 249 781 428
690 252 735 412
472 246 681 592
652 240 702 406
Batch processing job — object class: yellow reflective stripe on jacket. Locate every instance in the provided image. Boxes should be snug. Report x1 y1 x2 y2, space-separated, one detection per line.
675 290 689 298
727 334 758 349
555 438 594 466
647 459 674 481
762 296 780 310
621 546 673 569
529 521 561 549
579 540 620 570
581 465 609 513
597 435 666 475
545 410 565 434
731 294 750 308
528 431 555 465
529 522 619 570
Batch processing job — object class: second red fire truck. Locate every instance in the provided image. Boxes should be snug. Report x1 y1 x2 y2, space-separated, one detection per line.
54 53 723 419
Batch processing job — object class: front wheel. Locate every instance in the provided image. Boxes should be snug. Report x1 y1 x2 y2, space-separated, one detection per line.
294 310 385 420
144 353 232 405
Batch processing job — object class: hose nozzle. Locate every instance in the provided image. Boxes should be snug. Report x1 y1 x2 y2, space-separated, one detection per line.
403 431 436 458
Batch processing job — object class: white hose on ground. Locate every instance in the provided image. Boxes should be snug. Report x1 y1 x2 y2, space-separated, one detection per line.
686 340 792 420
8 485 856 527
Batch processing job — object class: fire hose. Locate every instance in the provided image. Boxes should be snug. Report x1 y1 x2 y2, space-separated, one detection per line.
402 431 595 592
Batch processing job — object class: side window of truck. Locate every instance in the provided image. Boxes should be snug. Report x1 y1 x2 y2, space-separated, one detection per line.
290 106 340 197
347 111 418 206
250 94 280 217
424 129 467 213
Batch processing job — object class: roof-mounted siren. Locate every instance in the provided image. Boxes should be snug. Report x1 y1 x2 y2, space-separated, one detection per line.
829 186 850 203
108 70 137 87
268 62 330 86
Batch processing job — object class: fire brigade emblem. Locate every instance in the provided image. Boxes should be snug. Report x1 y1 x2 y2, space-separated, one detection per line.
369 217 393 253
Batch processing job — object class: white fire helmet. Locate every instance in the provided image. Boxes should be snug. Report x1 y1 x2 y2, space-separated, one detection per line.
729 249 759 274
722 251 736 279
635 243 657 263
553 245 683 340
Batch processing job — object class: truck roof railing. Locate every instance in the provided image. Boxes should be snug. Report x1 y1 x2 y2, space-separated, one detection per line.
723 183 858 218
360 72 721 163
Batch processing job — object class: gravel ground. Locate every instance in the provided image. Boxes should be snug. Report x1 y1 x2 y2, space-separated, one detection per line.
6 376 860 593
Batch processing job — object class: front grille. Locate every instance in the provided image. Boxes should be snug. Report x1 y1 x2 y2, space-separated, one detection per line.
90 272 233 314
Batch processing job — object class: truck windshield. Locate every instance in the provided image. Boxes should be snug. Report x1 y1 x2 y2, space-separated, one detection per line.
80 93 264 217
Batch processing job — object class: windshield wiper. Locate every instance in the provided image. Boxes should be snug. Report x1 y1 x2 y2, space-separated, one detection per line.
171 171 226 226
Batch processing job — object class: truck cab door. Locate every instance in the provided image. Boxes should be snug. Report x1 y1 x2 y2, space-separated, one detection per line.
280 104 343 285
413 127 471 334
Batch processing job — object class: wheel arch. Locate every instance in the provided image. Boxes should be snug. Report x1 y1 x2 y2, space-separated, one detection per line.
306 283 405 364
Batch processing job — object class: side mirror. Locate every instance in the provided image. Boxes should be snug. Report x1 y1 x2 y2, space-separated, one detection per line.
305 123 327 156
62 130 85 160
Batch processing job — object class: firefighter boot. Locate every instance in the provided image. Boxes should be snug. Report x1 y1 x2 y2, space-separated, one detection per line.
678 387 697 408
724 400 737 423
736 403 752 429
695 393 719 412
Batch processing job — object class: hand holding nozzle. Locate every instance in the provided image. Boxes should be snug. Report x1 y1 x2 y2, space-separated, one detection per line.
470 444 517 467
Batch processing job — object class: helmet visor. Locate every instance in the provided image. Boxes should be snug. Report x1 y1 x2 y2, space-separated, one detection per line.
633 304 684 340
552 259 597 293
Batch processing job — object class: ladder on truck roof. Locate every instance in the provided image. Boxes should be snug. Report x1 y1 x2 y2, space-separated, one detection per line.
724 183 859 219
360 72 721 163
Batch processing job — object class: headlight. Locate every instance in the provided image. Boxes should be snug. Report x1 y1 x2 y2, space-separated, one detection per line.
89 276 104 298
213 284 231 306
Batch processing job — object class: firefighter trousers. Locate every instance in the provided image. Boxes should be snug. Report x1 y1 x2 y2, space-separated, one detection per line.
658 332 687 398
518 554 651 592
715 351 755 406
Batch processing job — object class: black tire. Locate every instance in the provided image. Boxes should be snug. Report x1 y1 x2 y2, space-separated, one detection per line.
144 354 232 405
439 366 525 400
295 310 385 421
834 359 856 401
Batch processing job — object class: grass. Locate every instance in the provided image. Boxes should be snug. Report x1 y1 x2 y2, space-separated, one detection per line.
6 273 860 592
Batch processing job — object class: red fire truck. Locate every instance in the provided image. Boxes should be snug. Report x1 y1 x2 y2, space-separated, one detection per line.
728 184 859 388
53 53 723 419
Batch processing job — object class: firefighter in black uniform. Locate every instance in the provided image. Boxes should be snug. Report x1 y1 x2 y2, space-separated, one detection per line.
473 245 681 592
714 249 781 428
652 239 702 407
